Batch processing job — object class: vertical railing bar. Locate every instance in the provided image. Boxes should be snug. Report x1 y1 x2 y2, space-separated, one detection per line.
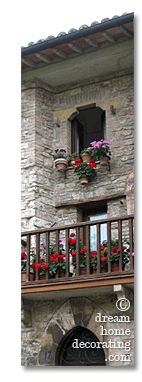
86 225 90 275
26 234 30 282
56 230 59 278
56 229 59 253
97 224 101 273
118 220 123 271
65 228 69 277
45 231 50 279
76 226 80 276
129 218 133 270
107 222 111 272
36 232 40 280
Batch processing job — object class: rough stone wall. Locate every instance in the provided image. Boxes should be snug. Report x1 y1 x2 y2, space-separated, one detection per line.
34 87 56 229
21 294 134 367
53 74 134 211
21 88 36 232
21 73 134 244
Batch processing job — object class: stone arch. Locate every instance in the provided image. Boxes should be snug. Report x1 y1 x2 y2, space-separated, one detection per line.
38 297 107 365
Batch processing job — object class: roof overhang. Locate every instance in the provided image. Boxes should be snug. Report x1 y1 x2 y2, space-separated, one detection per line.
21 12 134 92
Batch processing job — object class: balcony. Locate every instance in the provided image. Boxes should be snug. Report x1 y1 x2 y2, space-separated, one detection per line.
21 215 134 300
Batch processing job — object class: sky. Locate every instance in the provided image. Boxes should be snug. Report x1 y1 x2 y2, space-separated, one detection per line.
20 0 135 47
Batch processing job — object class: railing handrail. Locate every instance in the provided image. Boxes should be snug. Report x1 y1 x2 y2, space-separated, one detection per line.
21 215 134 236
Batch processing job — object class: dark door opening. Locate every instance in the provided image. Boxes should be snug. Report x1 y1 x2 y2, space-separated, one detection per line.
56 326 106 366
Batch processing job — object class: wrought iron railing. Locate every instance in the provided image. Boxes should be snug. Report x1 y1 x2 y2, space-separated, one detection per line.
21 215 134 283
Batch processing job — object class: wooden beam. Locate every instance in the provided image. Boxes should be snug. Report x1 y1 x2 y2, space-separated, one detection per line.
21 273 134 294
21 58 36 68
51 47 67 58
35 52 51 63
84 37 99 48
120 25 133 38
101 31 116 43
68 43 82 53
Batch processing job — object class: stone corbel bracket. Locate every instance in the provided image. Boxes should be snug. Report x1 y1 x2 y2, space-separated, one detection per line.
113 284 134 302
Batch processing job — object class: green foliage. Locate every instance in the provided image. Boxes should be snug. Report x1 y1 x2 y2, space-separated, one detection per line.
54 148 67 159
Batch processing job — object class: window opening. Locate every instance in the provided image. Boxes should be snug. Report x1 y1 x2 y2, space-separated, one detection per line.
71 106 106 155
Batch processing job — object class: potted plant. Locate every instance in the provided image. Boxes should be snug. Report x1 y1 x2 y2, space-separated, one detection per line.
80 148 93 163
90 251 97 274
31 258 48 279
49 253 59 277
72 250 87 275
58 253 66 277
68 233 87 274
103 239 130 271
69 152 78 166
72 158 96 184
21 252 34 282
109 246 121 272
54 149 68 172
88 139 111 166
100 244 108 272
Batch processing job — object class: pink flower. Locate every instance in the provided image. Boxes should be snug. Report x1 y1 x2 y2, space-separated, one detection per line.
40 246 43 251
87 147 92 151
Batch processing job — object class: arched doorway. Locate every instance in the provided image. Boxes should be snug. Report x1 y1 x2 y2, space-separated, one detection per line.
56 326 106 366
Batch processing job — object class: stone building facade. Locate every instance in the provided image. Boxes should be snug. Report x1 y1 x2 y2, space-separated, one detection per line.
21 13 134 367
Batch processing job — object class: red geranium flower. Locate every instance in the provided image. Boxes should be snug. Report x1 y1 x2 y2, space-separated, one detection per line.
35 264 40 269
68 237 72 243
53 258 58 263
101 246 104 251
75 158 81 163
39 258 45 263
111 250 114 255
21 252 26 259
123 246 126 250
79 238 82 241
42 264 48 269
58 254 66 258
91 251 97 256
52 253 59 257
112 246 118 250
72 251 76 256
71 239 76 244
116 249 121 252
70 233 75 237
101 257 106 261
80 247 86 253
